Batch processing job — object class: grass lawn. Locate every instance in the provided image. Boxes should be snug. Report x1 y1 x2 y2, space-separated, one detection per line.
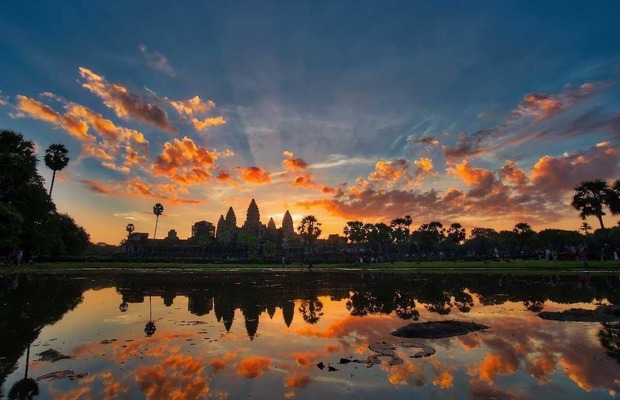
3 259 620 274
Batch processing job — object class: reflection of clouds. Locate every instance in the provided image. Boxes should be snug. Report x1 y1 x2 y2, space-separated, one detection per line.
469 379 530 400
295 315 394 340
235 357 272 378
468 353 518 384
135 354 210 399
463 313 620 393
209 352 238 374
284 371 312 388
49 387 91 400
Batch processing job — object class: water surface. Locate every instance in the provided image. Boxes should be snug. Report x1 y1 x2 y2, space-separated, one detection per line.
1 271 619 399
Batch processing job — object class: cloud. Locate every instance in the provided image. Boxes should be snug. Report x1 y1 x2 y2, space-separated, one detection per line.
237 167 271 184
282 151 309 171
367 159 412 187
81 179 114 194
447 160 495 197
530 141 620 200
235 357 272 378
138 43 176 77
152 136 230 185
413 157 435 180
81 178 203 205
79 67 177 133
169 96 214 117
14 95 92 140
512 82 604 122
167 95 226 131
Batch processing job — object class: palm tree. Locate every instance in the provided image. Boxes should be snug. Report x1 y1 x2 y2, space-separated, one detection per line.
152 203 164 239
44 143 69 199
571 180 612 230
126 223 135 238
580 222 592 235
608 179 620 216
8 345 39 399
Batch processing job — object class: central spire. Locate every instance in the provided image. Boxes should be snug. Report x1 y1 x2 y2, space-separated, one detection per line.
243 198 261 233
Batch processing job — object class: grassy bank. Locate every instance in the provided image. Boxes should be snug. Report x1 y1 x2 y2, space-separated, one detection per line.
3 259 620 274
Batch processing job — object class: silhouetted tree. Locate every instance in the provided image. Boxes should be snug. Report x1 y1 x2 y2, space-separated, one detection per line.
513 222 535 251
571 180 612 230
298 215 321 250
446 222 466 244
44 143 69 199
126 223 135 238
609 179 620 216
152 203 164 239
343 221 365 244
580 222 592 235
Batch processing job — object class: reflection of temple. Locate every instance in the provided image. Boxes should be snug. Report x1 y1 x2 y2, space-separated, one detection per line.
120 199 330 257
4 271 620 390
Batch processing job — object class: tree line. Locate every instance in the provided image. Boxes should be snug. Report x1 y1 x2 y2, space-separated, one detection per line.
0 129 90 260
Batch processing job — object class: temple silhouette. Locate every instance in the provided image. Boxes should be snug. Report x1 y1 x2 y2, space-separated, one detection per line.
121 198 344 259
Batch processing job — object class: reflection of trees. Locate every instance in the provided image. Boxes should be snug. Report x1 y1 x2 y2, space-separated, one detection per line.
524 300 545 312
454 292 474 313
599 322 620 363
8 345 39 400
0 274 83 393
393 291 419 320
299 299 324 324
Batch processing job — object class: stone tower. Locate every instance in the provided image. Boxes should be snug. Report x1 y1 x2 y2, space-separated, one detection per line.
282 210 294 238
267 217 277 231
216 215 226 238
225 207 237 229
243 199 261 234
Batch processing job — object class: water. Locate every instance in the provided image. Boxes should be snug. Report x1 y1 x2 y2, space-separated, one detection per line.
1 271 619 399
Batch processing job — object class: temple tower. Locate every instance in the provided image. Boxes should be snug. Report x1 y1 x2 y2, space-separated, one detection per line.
243 199 261 234
282 210 294 238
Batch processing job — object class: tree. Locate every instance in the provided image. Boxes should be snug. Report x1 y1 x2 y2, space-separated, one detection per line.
571 180 612 230
126 223 135 238
513 222 535 251
446 223 466 244
0 129 38 202
298 215 322 250
44 144 69 199
153 203 164 239
580 222 592 236
390 215 412 243
343 221 365 244
608 179 620 216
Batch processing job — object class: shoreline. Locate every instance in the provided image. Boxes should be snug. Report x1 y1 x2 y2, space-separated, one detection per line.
2 260 620 275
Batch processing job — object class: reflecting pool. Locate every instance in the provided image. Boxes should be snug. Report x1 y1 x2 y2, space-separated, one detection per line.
1 271 619 399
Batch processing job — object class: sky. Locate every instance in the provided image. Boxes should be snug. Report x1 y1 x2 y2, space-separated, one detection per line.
1 1 619 244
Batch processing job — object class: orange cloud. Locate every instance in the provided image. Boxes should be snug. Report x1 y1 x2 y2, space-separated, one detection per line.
512 82 603 122
447 160 495 187
235 356 272 378
367 159 412 187
237 167 271 184
209 352 238 373
153 136 230 186
413 157 435 181
531 141 620 200
191 116 226 131
282 151 309 171
169 96 214 117
79 67 177 133
81 179 114 194
15 95 91 140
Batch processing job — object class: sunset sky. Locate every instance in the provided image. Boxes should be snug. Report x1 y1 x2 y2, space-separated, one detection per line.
1 1 619 244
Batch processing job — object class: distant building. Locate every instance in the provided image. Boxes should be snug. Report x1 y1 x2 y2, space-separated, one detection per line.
192 221 215 239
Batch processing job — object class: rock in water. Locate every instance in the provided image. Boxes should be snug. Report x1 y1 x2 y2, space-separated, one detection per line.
36 349 70 362
390 320 489 339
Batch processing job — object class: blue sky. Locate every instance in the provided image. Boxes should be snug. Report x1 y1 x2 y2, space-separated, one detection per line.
1 1 619 243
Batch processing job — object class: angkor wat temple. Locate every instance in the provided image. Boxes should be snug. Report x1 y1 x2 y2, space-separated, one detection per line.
121 199 344 259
